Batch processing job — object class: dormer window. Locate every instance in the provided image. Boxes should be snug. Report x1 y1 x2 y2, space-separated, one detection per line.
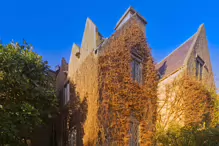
196 56 204 80
131 54 142 84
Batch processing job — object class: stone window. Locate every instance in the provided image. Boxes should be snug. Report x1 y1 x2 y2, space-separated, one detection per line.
131 55 142 84
196 56 204 80
63 82 70 105
129 117 140 146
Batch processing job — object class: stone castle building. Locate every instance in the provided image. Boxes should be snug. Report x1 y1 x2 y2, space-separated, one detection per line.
52 6 215 146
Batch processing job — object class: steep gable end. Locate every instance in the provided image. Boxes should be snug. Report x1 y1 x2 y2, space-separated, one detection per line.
185 24 215 88
68 18 103 81
80 18 97 61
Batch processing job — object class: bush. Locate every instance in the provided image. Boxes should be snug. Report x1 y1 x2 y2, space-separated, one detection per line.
156 124 219 146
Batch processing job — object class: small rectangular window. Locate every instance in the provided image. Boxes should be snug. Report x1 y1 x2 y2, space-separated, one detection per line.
129 119 140 146
131 58 142 84
63 83 70 105
196 56 204 80
200 63 203 80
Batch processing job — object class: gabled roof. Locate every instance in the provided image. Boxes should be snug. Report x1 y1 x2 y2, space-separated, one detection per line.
156 31 198 79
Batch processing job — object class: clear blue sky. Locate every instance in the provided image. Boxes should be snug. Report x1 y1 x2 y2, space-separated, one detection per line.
0 0 218 89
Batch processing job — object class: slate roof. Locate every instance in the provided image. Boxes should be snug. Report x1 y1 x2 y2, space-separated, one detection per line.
156 34 196 79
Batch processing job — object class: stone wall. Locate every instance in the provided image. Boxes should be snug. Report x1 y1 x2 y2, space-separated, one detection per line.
69 52 99 145
67 16 101 146
157 25 216 129
157 69 184 127
186 25 215 89
67 13 154 145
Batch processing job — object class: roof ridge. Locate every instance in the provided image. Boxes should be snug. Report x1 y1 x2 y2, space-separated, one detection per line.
157 32 196 65
183 23 205 65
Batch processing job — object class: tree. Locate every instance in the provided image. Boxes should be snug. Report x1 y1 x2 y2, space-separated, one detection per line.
157 75 214 129
156 75 219 146
0 41 57 145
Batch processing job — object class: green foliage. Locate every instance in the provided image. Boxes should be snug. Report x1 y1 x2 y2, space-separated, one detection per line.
0 41 57 145
210 91 219 127
156 124 219 146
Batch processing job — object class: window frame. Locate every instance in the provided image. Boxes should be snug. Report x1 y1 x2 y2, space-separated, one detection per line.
129 116 140 146
195 56 205 80
131 53 143 85
63 82 70 105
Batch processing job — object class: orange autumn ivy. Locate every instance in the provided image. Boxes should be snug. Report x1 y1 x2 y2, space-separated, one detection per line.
98 16 158 145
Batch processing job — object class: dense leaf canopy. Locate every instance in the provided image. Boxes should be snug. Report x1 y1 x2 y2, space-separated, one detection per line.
0 42 57 145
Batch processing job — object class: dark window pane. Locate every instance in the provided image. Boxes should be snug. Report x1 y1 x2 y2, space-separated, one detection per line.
196 56 205 80
130 121 140 146
131 61 135 80
200 64 203 80
132 57 142 84
196 60 199 79
135 61 139 82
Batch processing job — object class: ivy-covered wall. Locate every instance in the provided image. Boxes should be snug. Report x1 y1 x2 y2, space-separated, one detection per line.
98 15 158 145
65 14 158 146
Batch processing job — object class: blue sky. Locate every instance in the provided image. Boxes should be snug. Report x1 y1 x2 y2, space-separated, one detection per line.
0 0 218 89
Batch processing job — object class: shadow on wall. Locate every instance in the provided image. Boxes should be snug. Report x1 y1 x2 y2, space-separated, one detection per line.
67 83 88 146
158 61 167 78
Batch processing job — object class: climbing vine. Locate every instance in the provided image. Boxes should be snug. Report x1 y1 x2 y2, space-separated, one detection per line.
155 75 218 146
98 16 158 145
157 75 214 129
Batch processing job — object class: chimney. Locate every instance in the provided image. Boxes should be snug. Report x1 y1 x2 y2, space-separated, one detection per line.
61 57 68 71
115 6 147 31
